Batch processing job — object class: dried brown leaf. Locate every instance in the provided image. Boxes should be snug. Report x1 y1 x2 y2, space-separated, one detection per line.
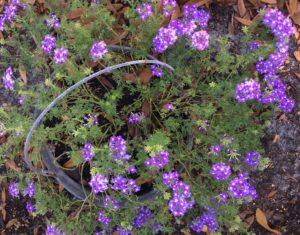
26 0 36 4
245 215 255 229
111 3 123 12
171 5 180 20
108 30 128 45
5 160 21 172
238 0 247 17
67 8 84 20
256 208 282 234
248 0 260 8
234 16 252 26
63 159 74 168
186 0 211 7
122 73 137 83
142 100 151 117
293 51 300 61
58 184 64 192
19 65 27 84
294 72 300 79
99 77 113 89
272 134 280 143
1 188 6 203
139 68 152 84
1 208 6 221
261 0 277 4
288 0 298 15
267 190 277 198
6 218 17 228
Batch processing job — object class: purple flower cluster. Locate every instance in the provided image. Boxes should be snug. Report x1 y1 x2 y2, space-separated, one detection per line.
248 41 261 51
24 181 35 198
163 171 194 217
84 113 98 128
183 4 210 28
53 47 69 64
89 174 109 194
115 227 132 235
26 201 35 214
144 150 170 169
104 196 120 210
127 165 137 174
236 9 295 112
0 0 25 32
18 96 25 105
162 0 177 17
164 103 173 112
111 175 140 195
90 41 108 60
244 151 261 168
228 175 257 201
235 79 261 102
128 112 144 124
136 3 153 21
210 163 231 180
151 65 163 77
109 136 131 161
41 35 56 55
98 211 110 227
153 4 210 53
8 181 19 198
153 27 178 53
217 192 228 204
132 207 154 228
82 143 95 161
190 209 219 232
45 14 60 29
2 67 14 91
46 224 65 235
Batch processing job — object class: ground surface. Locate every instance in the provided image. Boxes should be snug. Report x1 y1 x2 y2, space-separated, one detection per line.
0 2 300 235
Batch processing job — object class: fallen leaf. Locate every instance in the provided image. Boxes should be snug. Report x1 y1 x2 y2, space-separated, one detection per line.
63 159 74 168
248 0 260 8
99 77 113 89
1 208 6 221
122 73 137 83
67 8 84 20
256 208 282 234
261 0 277 4
19 65 27 84
238 0 247 17
142 100 151 117
294 72 300 79
171 5 180 20
292 12 300 26
272 134 280 143
80 15 97 26
6 218 17 228
58 184 64 192
245 215 255 229
26 0 36 4
111 3 123 12
5 160 21 172
294 51 300 61
1 188 6 203
267 190 277 198
288 0 298 15
139 68 152 84
234 16 252 26
186 0 211 7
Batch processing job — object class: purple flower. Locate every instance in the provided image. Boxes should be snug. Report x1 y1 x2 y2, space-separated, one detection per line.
0 18 5 31
164 103 173 112
132 207 154 228
199 120 209 132
190 30 209 51
84 113 98 128
210 163 231 180
2 67 14 90
151 65 163 77
255 52 286 75
210 145 221 156
26 201 35 214
244 151 261 168
162 0 177 17
136 3 153 21
248 41 261 51
53 47 68 64
153 27 178 53
128 112 144 124
115 227 132 235
183 4 210 28
278 96 295 112
104 196 120 210
41 34 56 55
276 41 289 54
127 165 137 174
168 196 189 216
24 181 35 198
144 150 170 169
109 136 131 161
122 179 140 195
111 175 127 191
89 174 109 193
98 211 110 226
8 182 19 198
217 192 228 204
235 79 261 102
228 176 257 201
3 3 18 22
190 210 219 232
163 171 179 187
45 14 60 29
172 181 191 198
90 41 108 60
81 143 95 161
18 96 25 105
46 224 65 235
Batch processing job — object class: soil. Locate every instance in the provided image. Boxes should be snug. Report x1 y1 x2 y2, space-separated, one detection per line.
0 2 300 235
